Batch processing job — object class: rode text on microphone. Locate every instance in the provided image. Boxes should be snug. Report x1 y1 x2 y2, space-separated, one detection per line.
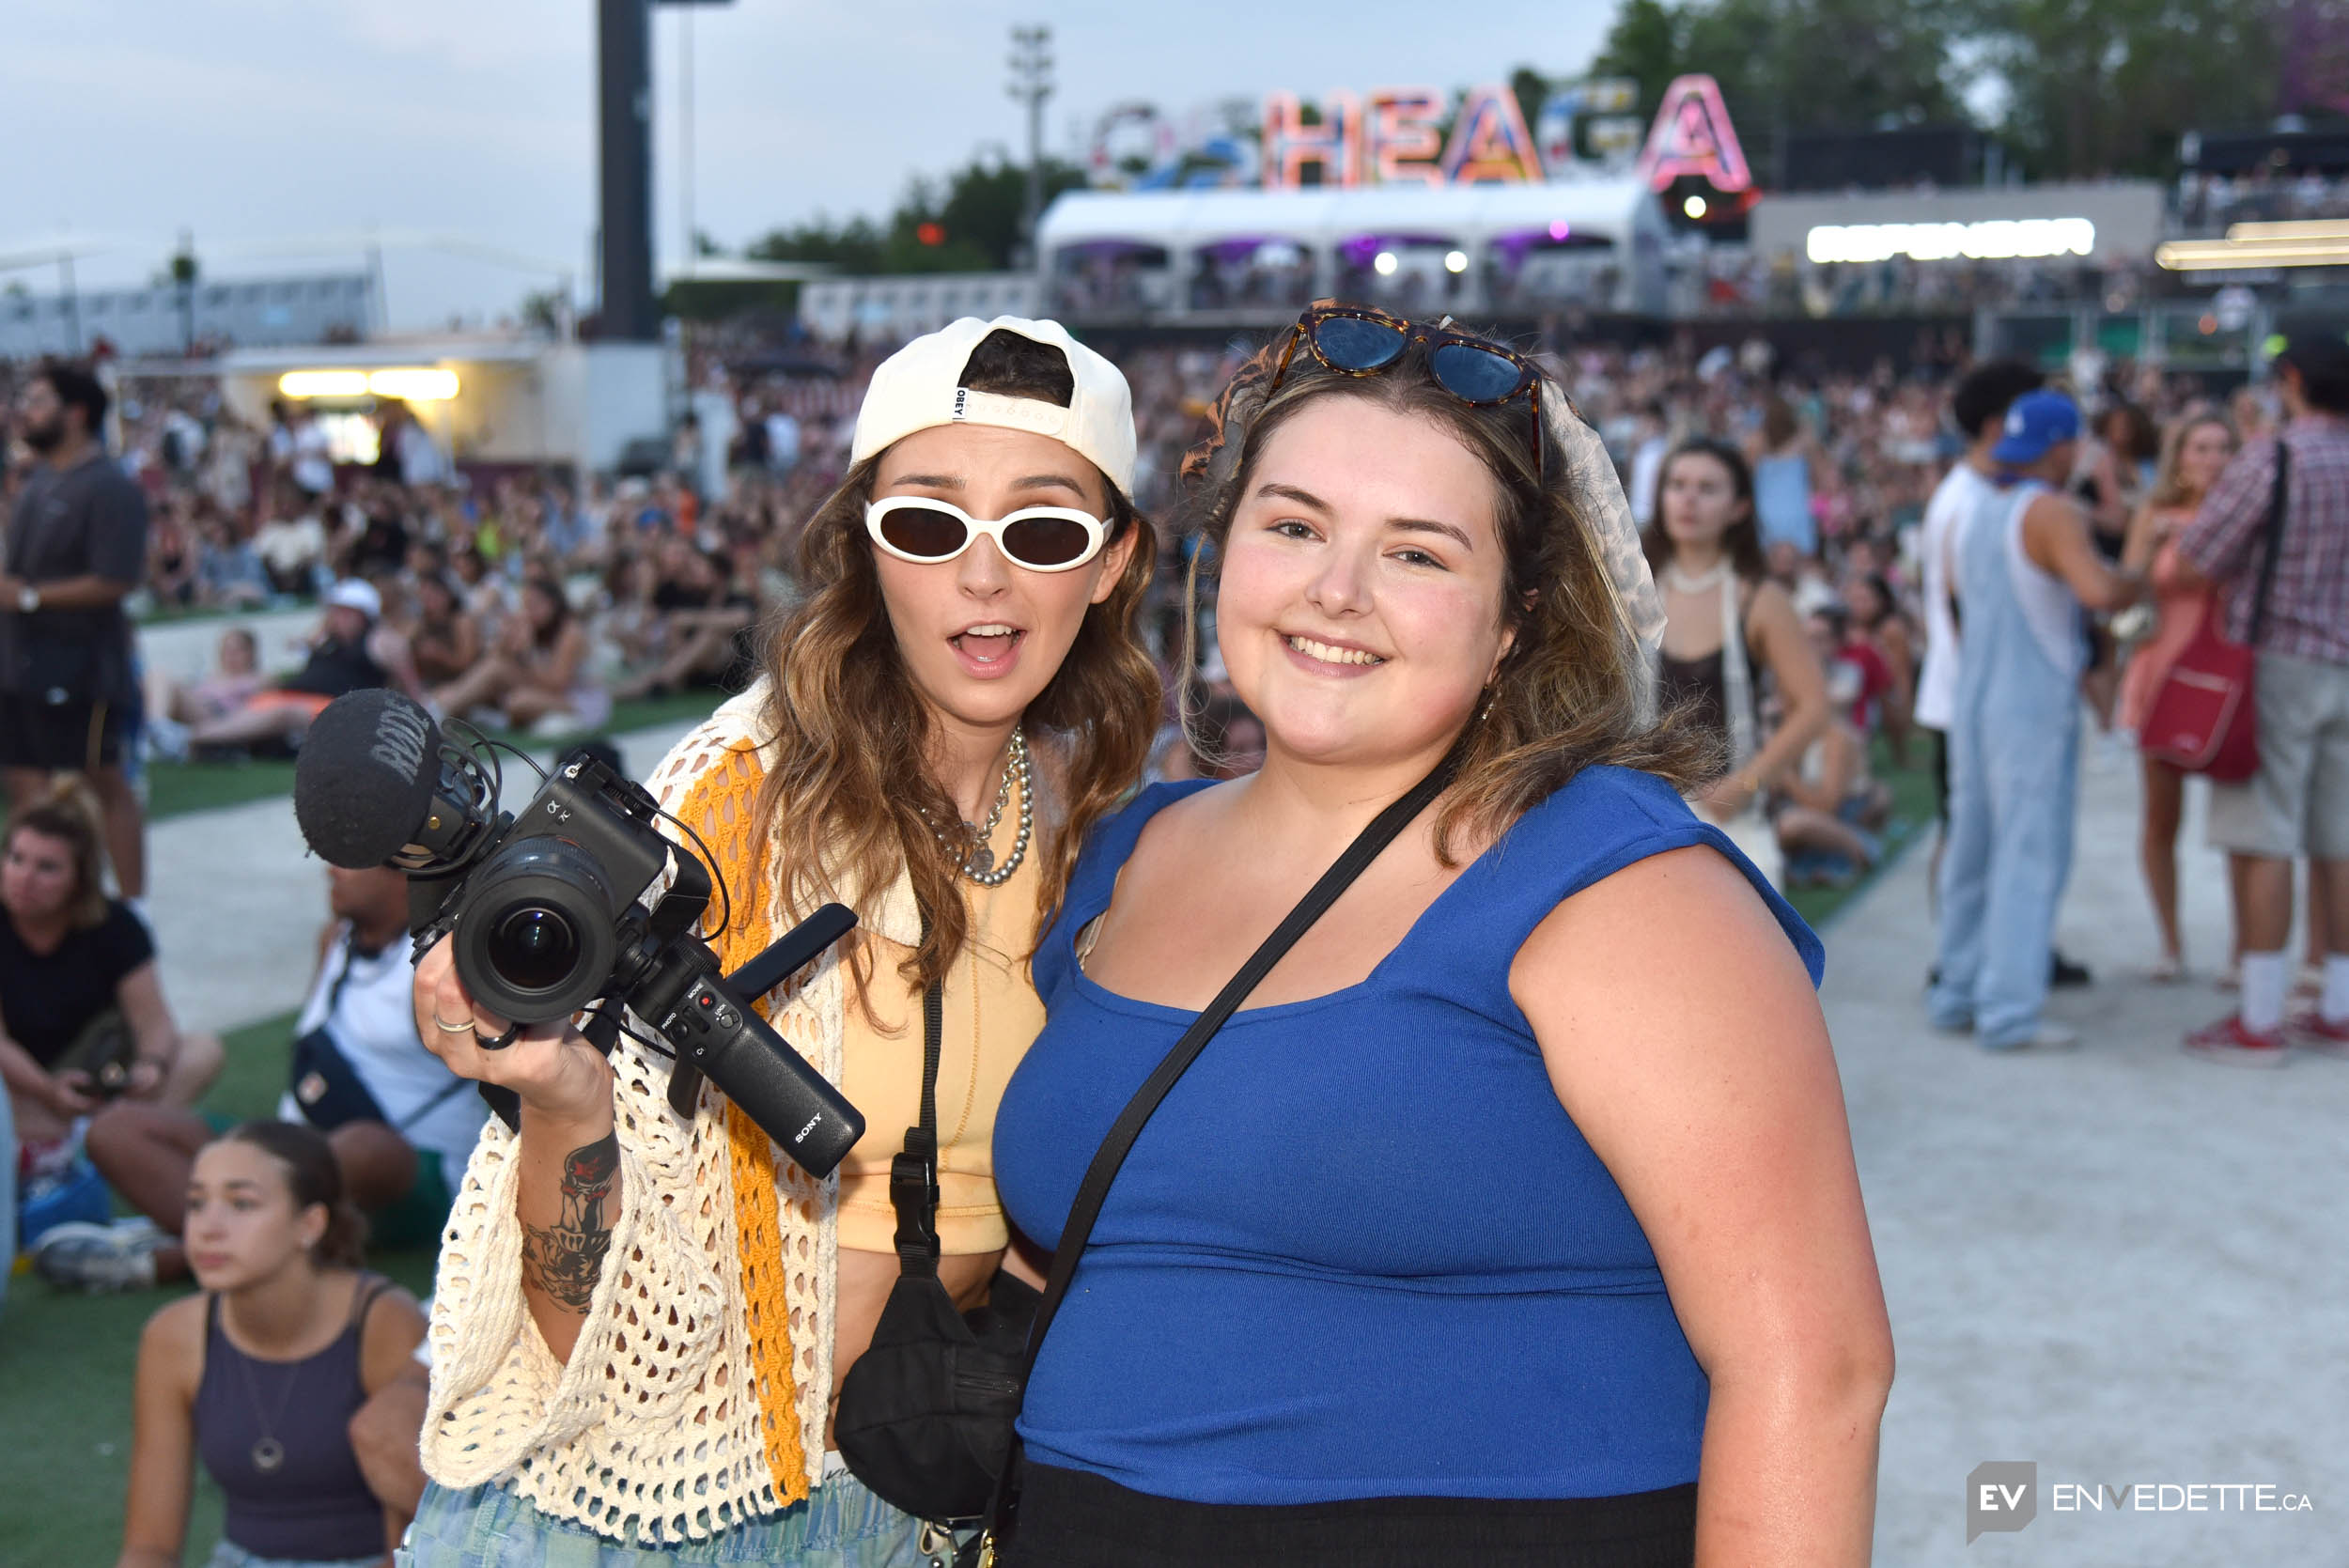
291 690 865 1175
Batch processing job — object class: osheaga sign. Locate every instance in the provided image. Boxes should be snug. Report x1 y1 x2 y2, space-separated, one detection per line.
1968 1460 2315 1545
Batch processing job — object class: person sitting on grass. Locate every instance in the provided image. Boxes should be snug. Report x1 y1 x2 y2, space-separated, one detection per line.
0 780 219 1167
115 1121 428 1568
141 629 269 763
54 864 485 1292
403 570 481 691
182 581 420 756
609 535 755 700
428 573 610 735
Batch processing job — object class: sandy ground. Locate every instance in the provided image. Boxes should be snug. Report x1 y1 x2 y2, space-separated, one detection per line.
1841 729 2348 1565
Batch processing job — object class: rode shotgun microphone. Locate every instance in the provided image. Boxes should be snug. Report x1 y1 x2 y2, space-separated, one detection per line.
292 689 494 871
287 689 865 1177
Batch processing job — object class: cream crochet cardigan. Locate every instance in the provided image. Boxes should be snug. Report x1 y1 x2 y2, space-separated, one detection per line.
419 684 921 1543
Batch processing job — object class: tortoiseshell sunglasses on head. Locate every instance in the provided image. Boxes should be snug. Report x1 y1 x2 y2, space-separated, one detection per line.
1267 303 1546 481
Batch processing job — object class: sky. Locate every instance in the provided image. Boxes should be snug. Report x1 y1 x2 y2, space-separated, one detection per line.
0 0 1624 332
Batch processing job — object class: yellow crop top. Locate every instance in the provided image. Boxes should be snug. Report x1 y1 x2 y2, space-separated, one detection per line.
834 794 1046 1256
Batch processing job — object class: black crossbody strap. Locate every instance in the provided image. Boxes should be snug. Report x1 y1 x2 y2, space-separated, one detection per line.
2247 438 2292 650
886 927 948 1276
1018 756 1456 1386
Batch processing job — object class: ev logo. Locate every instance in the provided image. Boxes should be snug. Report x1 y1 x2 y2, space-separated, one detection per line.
1968 1460 2038 1543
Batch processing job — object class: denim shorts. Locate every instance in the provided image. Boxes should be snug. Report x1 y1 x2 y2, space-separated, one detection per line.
397 1471 932 1567
204 1540 382 1568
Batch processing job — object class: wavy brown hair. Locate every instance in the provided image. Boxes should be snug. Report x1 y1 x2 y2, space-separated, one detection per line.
1177 330 1712 864
755 332 1159 994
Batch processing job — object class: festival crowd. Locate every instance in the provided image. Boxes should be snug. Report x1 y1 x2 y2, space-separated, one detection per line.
2 295 2347 1563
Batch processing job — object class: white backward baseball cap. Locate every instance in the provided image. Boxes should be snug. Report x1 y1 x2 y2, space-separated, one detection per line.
323 579 382 619
849 316 1137 498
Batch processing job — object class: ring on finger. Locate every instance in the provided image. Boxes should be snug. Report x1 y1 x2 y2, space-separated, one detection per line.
431 1012 478 1035
474 1022 522 1050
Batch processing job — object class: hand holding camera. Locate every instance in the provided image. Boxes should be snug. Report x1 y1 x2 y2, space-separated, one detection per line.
412 935 614 1128
296 689 866 1176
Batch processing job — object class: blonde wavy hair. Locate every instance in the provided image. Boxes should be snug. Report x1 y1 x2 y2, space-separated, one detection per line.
2146 411 2236 510
1177 334 1712 862
754 334 1159 993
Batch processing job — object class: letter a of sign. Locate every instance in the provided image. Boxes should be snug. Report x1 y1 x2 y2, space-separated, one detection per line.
1439 85 1544 185
1637 73 1752 195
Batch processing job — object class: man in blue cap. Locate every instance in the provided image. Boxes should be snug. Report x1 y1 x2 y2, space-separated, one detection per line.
1929 390 2147 1050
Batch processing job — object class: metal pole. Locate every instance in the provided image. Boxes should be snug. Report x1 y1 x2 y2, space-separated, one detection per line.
680 2 695 272
60 254 82 356
1007 25 1054 268
177 228 196 354
367 240 388 336
598 0 657 340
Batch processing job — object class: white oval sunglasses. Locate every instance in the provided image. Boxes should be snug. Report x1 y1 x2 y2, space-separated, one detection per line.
864 496 1109 573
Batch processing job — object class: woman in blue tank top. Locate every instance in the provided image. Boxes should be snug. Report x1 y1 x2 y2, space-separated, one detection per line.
993 312 1892 1565
117 1121 427 1568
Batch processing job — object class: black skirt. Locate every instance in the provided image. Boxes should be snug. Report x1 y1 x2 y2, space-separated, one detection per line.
1004 1462 1698 1568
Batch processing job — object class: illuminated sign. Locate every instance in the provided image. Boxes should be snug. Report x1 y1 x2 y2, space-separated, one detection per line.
2157 221 2349 270
1262 84 1544 190
1806 219 2096 264
1638 74 1751 196
279 367 461 401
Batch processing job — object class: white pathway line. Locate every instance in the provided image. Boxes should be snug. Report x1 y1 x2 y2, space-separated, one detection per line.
150 715 708 1037
1843 732 2349 1566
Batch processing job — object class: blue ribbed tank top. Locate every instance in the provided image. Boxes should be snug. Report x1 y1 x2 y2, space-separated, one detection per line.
994 766 1823 1505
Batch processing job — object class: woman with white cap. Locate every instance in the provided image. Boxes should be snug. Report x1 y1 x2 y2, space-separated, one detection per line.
403 318 1157 1565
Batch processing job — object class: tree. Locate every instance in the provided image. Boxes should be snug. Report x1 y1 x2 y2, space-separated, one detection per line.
1957 0 2285 179
736 154 1089 282
1588 0 2295 181
1590 0 1966 180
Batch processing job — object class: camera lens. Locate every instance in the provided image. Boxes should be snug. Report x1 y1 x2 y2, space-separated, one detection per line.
452 836 622 1024
488 905 581 992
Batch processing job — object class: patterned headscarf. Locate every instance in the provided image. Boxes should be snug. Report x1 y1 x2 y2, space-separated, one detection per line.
1179 334 1666 722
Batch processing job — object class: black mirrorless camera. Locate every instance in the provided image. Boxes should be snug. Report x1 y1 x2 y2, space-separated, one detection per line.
291 690 864 1175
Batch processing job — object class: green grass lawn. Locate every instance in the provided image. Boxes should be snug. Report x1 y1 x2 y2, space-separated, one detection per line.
2 1009 439 1566
144 686 729 821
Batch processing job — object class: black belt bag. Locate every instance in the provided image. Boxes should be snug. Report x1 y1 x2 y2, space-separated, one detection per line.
835 758 1456 1560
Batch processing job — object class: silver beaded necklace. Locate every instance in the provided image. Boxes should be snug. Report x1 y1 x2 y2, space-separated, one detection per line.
924 730 1033 887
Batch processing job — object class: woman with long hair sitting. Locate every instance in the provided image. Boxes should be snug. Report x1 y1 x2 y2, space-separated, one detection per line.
403 318 1159 1563
2 780 220 1233
116 1120 428 1568
994 308 1891 1565
428 575 608 733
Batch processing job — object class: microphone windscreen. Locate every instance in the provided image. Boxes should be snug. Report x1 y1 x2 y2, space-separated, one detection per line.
293 690 443 868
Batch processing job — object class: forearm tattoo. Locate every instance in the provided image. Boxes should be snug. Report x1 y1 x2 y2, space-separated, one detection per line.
521 1132 618 1313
